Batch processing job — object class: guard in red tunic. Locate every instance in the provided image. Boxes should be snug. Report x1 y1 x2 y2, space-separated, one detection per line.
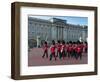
71 43 77 58
66 43 69 57
49 40 57 61
42 41 48 58
84 42 88 53
67 44 72 58
56 40 62 59
80 42 84 53
76 44 82 60
61 40 66 59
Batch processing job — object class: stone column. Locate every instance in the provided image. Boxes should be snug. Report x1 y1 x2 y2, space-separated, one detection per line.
61 27 64 40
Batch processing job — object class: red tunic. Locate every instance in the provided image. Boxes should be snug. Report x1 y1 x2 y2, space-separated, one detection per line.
61 44 66 52
72 46 76 52
80 44 84 52
66 44 69 52
76 46 81 53
68 46 72 53
57 44 62 52
43 44 48 51
50 45 56 53
84 44 87 50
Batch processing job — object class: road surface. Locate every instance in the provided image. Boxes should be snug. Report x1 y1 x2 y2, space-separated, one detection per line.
28 48 88 66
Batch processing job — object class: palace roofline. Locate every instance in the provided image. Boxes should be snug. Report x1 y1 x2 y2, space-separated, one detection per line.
28 17 87 28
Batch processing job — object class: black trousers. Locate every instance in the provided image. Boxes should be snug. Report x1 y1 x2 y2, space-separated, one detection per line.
50 52 56 61
42 50 48 58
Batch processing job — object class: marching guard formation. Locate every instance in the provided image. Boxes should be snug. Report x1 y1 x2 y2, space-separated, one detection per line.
42 40 87 61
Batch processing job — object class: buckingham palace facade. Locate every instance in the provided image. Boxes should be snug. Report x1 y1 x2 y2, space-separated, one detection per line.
28 17 87 48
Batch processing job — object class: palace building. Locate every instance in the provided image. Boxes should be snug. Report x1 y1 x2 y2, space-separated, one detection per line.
28 17 88 48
